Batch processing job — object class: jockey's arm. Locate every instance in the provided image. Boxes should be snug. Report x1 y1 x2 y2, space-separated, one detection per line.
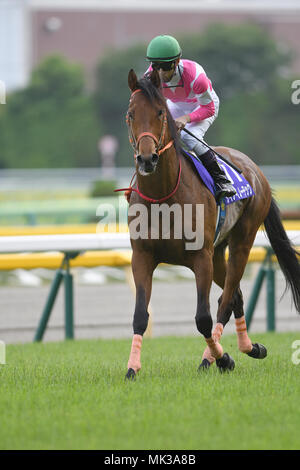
175 73 216 129
188 73 216 123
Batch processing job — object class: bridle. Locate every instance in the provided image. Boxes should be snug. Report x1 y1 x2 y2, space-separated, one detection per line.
115 88 182 204
126 89 174 158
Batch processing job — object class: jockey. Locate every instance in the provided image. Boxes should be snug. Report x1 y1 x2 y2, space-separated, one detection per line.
145 35 236 201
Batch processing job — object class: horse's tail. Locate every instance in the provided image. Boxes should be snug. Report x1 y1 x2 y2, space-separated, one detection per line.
264 197 300 313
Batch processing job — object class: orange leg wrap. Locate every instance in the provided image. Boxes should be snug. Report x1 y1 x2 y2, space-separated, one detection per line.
204 335 223 360
201 323 224 363
213 323 224 343
235 316 252 353
127 334 143 372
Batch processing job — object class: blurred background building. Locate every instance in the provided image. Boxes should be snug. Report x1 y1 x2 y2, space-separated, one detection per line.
1 0 300 91
0 0 30 91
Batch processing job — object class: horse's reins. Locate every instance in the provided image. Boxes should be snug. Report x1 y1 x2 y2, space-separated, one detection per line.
115 89 182 203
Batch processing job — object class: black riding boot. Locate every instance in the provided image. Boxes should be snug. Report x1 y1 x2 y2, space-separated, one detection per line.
197 149 236 202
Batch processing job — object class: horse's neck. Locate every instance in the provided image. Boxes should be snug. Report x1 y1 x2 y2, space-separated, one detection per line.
136 148 179 200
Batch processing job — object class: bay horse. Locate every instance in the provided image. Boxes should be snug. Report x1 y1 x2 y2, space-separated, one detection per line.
124 68 300 379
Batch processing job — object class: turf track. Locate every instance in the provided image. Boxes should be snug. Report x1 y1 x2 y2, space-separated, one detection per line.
1 332 300 450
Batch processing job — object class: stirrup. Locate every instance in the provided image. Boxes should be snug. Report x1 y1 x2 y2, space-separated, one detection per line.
215 182 236 202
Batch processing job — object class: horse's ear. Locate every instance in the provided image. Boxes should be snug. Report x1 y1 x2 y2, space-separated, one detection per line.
128 69 138 92
150 69 161 89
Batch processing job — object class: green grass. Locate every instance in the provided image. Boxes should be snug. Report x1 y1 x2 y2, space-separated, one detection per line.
1 332 300 450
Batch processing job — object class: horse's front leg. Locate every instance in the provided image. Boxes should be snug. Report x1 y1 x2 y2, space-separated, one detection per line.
125 250 156 380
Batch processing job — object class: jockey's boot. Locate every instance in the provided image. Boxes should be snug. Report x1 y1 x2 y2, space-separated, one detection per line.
197 149 237 202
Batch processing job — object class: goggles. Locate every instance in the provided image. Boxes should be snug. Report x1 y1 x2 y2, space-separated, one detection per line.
151 61 175 71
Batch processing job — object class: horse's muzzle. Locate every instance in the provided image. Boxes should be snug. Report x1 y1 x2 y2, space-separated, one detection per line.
136 153 159 175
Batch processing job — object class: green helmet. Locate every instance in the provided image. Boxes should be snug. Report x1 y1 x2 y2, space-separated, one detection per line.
146 35 182 62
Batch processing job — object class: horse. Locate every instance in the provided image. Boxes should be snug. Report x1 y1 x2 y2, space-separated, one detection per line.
124 68 300 380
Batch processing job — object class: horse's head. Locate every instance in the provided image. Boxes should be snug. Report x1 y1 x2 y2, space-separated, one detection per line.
127 69 175 176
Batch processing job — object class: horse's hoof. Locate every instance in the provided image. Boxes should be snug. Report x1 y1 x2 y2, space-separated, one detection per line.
198 359 211 372
125 368 136 380
216 353 235 373
247 343 267 359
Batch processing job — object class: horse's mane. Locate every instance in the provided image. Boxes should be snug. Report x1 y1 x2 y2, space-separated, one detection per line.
137 77 181 154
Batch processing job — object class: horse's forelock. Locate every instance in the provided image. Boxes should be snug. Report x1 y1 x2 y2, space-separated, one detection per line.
137 77 165 105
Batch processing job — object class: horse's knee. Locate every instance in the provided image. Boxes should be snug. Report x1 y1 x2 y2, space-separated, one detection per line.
195 312 212 338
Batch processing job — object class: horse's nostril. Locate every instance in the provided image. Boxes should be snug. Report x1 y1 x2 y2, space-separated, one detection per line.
152 153 159 163
136 154 143 164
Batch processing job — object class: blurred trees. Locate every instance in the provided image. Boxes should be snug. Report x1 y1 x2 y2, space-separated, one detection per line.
0 56 100 168
0 24 299 169
179 23 292 98
95 23 299 166
180 24 299 165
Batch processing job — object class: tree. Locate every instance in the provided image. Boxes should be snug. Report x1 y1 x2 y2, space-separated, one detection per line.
94 23 296 166
178 23 292 98
205 76 300 165
0 55 101 168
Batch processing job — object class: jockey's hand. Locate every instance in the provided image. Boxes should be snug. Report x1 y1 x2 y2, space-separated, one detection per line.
175 115 191 131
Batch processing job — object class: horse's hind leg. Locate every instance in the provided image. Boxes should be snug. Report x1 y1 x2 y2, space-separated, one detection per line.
193 249 234 372
199 242 236 370
217 227 267 360
232 286 267 359
193 249 222 358
125 251 157 380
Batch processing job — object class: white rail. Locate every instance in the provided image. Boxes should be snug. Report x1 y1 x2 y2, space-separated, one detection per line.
0 231 299 254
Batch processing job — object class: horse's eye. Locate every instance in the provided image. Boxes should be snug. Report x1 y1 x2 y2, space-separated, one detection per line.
128 111 134 120
158 109 163 117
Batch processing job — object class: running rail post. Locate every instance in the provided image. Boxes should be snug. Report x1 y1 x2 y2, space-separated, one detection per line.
34 251 79 342
64 253 75 340
245 251 268 330
266 248 276 332
34 269 64 341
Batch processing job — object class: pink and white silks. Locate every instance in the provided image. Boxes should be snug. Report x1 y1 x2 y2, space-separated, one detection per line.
146 59 220 155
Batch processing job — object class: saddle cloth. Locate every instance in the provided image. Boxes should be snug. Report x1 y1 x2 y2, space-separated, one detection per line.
181 149 255 244
182 149 255 206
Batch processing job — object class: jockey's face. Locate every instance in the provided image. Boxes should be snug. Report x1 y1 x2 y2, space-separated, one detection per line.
152 58 180 83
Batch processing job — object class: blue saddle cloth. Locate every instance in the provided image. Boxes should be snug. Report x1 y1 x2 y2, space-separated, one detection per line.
182 149 255 206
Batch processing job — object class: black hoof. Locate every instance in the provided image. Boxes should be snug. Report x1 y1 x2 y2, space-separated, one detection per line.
198 359 211 372
247 343 267 359
216 353 235 373
125 368 136 380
